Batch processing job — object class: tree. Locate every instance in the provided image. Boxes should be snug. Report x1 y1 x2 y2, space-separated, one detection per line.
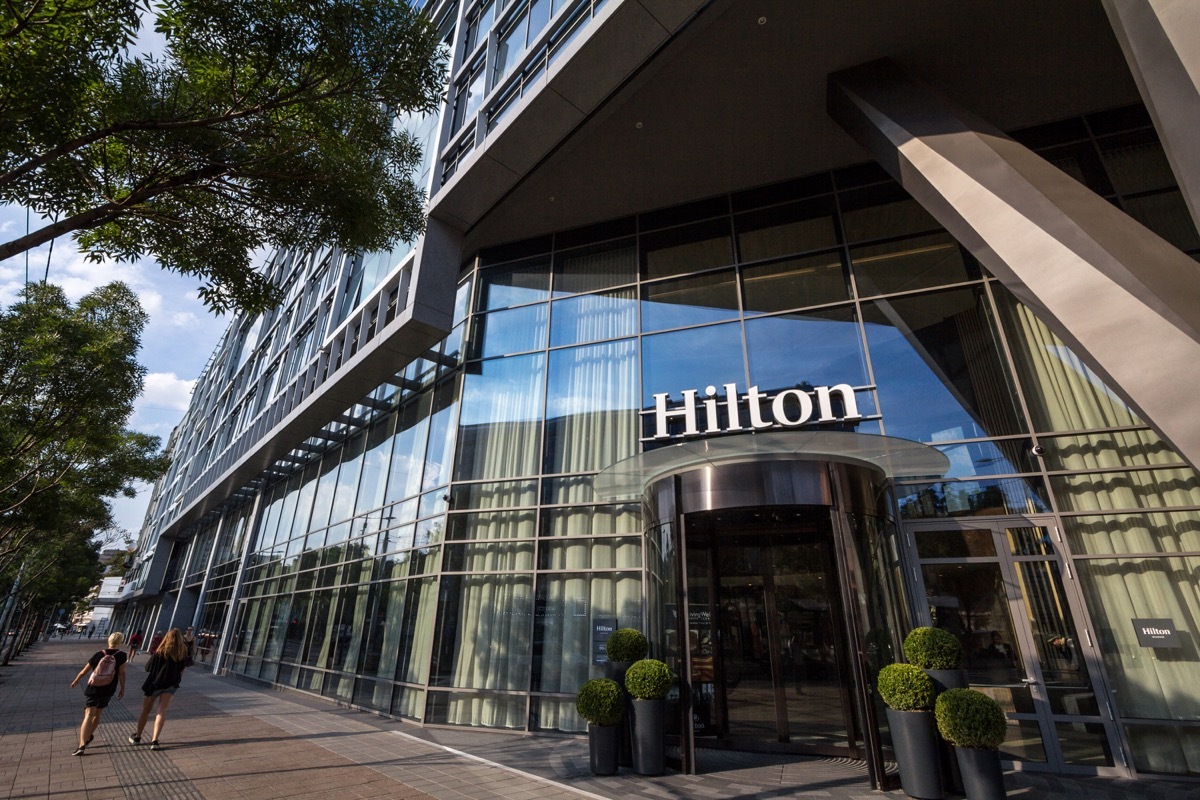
1 0 447 314
0 282 169 578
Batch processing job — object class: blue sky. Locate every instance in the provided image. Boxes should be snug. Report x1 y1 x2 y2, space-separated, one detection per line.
0 203 232 538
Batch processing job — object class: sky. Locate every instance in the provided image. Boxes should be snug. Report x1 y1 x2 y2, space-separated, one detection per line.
0 203 233 539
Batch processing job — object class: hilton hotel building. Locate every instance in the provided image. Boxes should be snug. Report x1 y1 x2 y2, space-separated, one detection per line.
114 0 1200 784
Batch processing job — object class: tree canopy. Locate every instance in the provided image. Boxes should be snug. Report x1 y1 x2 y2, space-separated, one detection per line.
0 282 169 580
1 0 447 313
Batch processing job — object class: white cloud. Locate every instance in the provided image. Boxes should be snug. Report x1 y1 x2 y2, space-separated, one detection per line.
140 372 197 411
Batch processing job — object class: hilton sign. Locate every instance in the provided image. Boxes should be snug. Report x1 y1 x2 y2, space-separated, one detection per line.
645 382 862 440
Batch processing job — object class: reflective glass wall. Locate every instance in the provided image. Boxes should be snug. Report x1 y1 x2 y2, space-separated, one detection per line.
210 105 1200 774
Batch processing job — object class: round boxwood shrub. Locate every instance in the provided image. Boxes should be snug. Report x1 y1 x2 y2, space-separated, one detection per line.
625 659 672 700
876 663 936 711
605 628 648 663
902 627 964 670
576 678 625 726
935 688 1007 749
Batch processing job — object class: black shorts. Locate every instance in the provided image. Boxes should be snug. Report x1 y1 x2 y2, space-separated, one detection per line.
84 688 116 709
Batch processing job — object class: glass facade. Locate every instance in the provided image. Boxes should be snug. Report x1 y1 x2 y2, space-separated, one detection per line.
117 98 1200 780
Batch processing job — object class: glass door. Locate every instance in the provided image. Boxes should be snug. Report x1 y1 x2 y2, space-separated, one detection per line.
906 518 1125 775
687 524 857 756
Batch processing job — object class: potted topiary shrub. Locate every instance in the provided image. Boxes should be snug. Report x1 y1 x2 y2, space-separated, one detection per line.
877 663 942 800
624 659 672 776
935 688 1007 800
605 628 649 683
903 627 967 793
576 678 626 776
902 627 966 693
604 628 647 768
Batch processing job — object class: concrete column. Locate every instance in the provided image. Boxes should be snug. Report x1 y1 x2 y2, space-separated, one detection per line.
828 59 1200 469
1103 0 1200 233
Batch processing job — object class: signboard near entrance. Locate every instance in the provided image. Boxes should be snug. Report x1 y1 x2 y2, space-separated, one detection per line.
592 617 617 664
1132 618 1182 648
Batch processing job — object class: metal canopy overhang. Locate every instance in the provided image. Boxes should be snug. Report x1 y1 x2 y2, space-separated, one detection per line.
592 430 951 500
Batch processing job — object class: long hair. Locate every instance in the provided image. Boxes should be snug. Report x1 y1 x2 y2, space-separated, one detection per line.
158 628 190 662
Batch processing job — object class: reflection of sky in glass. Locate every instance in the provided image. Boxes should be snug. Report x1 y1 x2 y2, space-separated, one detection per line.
641 323 745 406
460 352 545 426
477 259 551 310
745 313 867 390
478 304 548 358
641 272 739 332
865 313 994 442
935 440 1028 479
549 290 636 347
547 340 637 418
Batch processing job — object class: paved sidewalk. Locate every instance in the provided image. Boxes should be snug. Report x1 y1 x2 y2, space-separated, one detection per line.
2 639 1199 800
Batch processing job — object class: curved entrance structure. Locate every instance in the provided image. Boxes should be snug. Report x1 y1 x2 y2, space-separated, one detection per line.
606 436 949 781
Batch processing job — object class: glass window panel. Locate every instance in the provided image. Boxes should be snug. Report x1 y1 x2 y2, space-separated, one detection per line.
444 541 535 572
993 284 1142 432
456 353 545 480
430 573 533 693
935 439 1034 479
1099 137 1177 195
898 478 1050 519
862 287 1025 441
641 219 733 280
493 13 528 84
531 571 644 695
921 562 1024 684
378 522 416 555
840 189 941 243
537 537 641 570
641 322 745 407
422 378 461 491
449 479 538 510
735 198 837 261
355 412 396 515
1006 526 1055 557
527 0 549 41
549 288 636 347
383 394 432 505
641 270 739 332
851 232 978 296
745 306 867 391
394 577 436 685
1061 511 1200 556
914 528 997 559
1077 557 1200 723
741 252 849 313
476 255 551 310
446 509 537 540
290 462 322 538
544 340 638 473
552 238 637 295
1040 429 1183 473
475 303 548 358
1124 190 1200 252
1123 723 1200 776
540 504 641 537
531 695 585 733
1050 467 1200 513
541 475 598 505
1013 561 1098 716
425 690 527 729
999 719 1048 762
329 430 366 527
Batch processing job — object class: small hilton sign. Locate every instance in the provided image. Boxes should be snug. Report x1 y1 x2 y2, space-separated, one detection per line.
1131 618 1182 648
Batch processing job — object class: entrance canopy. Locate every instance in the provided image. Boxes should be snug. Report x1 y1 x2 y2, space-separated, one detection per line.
593 431 951 501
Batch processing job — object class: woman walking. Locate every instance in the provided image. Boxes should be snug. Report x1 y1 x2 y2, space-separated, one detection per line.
129 627 193 750
69 632 128 756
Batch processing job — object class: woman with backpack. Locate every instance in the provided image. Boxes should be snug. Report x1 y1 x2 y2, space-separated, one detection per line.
69 631 128 756
129 627 193 750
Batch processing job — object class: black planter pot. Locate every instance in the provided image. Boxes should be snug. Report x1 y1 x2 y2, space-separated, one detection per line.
954 746 1005 800
885 707 943 799
924 668 968 695
924 668 968 794
588 723 620 776
629 697 665 776
604 661 634 767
